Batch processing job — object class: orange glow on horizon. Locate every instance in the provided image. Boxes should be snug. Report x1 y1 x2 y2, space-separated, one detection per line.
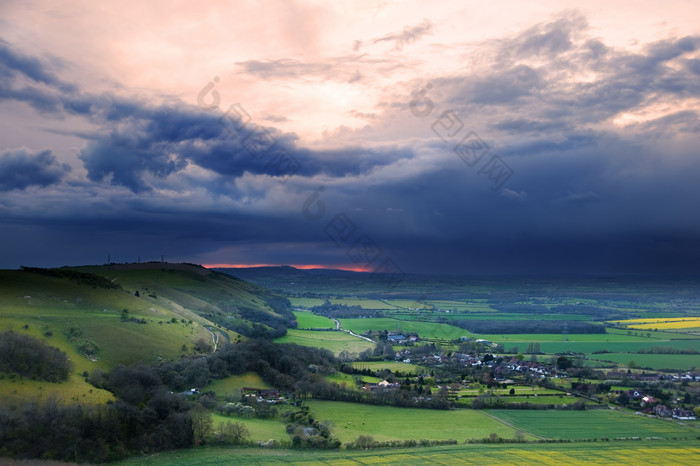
202 263 372 272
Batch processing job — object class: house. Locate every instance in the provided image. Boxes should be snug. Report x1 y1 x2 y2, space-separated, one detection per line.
387 334 406 342
241 387 280 400
672 408 696 420
377 380 399 388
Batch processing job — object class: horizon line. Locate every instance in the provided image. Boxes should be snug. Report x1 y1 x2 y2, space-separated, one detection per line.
201 263 373 272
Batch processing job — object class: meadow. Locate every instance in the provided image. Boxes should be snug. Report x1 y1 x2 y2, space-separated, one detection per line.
587 352 700 370
210 413 288 443
326 372 381 388
339 318 471 340
306 401 524 443
503 339 700 355
351 361 423 373
0 372 114 405
206 372 272 397
488 409 698 440
292 311 336 329
274 329 374 356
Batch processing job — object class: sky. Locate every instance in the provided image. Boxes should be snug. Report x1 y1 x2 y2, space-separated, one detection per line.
1 0 699 275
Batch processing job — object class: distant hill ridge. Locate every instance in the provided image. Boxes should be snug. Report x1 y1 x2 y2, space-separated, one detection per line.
0 262 295 372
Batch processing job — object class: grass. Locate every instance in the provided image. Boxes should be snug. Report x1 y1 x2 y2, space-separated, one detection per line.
274 329 375 356
306 401 525 443
116 441 700 465
511 339 700 355
383 299 433 310
588 353 700 370
339 318 470 340
350 361 423 374
288 297 326 308
206 372 272 398
0 267 245 371
210 413 288 443
326 372 381 388
0 372 114 406
292 311 336 329
331 298 398 309
488 409 698 440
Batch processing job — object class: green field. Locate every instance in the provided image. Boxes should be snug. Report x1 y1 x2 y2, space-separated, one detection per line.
306 401 525 443
383 299 433 310
489 409 698 440
288 297 326 308
292 311 336 329
588 352 700 370
339 318 471 340
0 372 114 406
332 298 399 309
351 361 423 374
206 372 272 398
274 329 374 356
326 372 381 388
289 297 399 310
116 441 700 465
508 339 700 355
210 413 288 443
0 265 290 372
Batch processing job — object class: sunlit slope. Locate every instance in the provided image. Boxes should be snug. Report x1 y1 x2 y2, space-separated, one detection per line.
79 263 293 332
0 264 293 371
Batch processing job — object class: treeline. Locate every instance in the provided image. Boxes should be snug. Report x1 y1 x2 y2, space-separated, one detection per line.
488 303 614 319
20 267 122 289
295 379 451 409
470 395 587 410
0 331 72 382
637 346 698 354
310 301 385 318
86 339 340 401
451 320 606 334
203 305 294 339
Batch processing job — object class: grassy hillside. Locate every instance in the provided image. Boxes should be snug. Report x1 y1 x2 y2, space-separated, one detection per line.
0 263 294 404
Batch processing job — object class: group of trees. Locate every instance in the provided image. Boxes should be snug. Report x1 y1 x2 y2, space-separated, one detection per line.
0 331 72 382
283 406 340 449
310 301 384 318
0 339 341 462
0 395 193 462
452 320 605 335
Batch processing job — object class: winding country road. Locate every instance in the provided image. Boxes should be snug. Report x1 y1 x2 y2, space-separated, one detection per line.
332 318 374 342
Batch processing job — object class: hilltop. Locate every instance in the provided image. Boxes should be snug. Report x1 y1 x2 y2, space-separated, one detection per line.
0 263 294 404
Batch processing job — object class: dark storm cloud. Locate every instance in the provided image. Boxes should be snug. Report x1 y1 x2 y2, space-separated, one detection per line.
0 40 414 191
0 147 70 191
76 103 416 191
2 11 700 276
0 40 75 91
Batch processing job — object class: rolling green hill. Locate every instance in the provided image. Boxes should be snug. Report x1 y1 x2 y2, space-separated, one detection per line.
0 263 295 404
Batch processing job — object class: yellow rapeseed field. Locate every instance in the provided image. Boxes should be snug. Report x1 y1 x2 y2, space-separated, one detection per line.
609 317 700 330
